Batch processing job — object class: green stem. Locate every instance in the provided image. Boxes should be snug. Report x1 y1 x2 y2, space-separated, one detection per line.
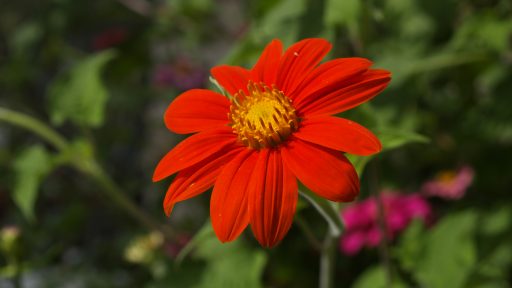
0 107 176 241
319 226 337 288
295 214 322 251
77 160 177 241
299 189 342 288
370 161 393 287
0 107 68 151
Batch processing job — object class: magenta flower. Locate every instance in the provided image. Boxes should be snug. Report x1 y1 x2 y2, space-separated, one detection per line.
340 192 432 255
152 59 206 91
421 166 474 200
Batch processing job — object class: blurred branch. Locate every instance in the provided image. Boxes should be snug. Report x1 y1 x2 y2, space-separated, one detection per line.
370 160 393 288
0 107 68 151
319 224 337 288
299 189 343 288
295 214 322 251
115 0 153 16
77 160 177 241
299 190 344 237
0 107 177 242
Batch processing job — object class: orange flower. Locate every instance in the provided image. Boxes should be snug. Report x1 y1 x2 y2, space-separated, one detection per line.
153 38 391 247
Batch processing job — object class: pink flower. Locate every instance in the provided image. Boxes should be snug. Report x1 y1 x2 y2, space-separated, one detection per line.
339 192 432 255
340 231 366 255
421 166 474 200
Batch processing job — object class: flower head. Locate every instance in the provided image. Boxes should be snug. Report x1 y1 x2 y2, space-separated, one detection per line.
154 38 391 247
340 192 432 255
421 166 474 200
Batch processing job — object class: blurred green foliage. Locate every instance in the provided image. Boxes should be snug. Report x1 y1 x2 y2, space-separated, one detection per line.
12 145 53 222
48 50 116 127
1 0 511 287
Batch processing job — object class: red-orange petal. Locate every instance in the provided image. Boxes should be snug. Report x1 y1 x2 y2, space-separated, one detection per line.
276 38 332 97
297 69 391 117
248 149 298 247
162 146 245 216
290 58 372 104
210 149 257 243
211 65 252 96
153 127 237 182
251 39 283 87
282 138 359 202
164 89 231 134
294 116 381 156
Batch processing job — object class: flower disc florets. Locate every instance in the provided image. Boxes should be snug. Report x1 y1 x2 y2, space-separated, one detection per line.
229 82 298 149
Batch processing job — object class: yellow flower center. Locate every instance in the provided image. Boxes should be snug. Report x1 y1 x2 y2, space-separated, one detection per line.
229 82 298 149
436 170 456 183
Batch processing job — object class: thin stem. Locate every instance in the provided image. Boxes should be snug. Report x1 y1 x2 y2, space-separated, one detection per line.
295 214 322 251
370 160 393 287
319 226 337 288
0 107 176 242
0 107 68 151
77 160 177 241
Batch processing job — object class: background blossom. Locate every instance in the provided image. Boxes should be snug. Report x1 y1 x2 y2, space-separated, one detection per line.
421 166 474 200
340 192 432 255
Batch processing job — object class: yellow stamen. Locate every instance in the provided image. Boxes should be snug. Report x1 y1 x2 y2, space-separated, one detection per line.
436 170 456 183
229 82 298 149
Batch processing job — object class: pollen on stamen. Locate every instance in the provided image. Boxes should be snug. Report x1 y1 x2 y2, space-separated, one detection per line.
228 82 299 149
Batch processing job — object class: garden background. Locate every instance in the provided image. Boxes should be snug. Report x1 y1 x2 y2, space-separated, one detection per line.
1 0 511 287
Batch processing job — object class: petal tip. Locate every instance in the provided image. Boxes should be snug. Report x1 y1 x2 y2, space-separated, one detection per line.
164 204 174 217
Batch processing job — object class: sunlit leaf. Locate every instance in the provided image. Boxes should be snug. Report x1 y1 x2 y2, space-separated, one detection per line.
352 265 407 288
393 219 427 272
176 221 215 265
48 50 116 127
12 145 53 221
175 221 267 288
324 0 361 35
182 224 267 288
255 0 307 46
195 247 266 288
416 211 478 288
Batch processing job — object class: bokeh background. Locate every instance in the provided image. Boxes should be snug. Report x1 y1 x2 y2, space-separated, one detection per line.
1 0 512 287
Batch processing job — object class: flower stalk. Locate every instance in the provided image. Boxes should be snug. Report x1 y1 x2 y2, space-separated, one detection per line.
319 224 338 288
0 107 68 151
370 161 393 287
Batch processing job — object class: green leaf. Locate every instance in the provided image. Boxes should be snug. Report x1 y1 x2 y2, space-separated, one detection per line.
375 128 429 151
12 145 53 221
255 0 307 46
175 221 215 265
449 14 512 54
352 265 407 288
10 21 43 56
181 223 267 288
299 188 344 236
195 247 267 288
479 206 512 237
469 207 512 285
393 219 427 272
416 211 478 288
324 0 361 34
48 50 116 127
347 128 429 175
